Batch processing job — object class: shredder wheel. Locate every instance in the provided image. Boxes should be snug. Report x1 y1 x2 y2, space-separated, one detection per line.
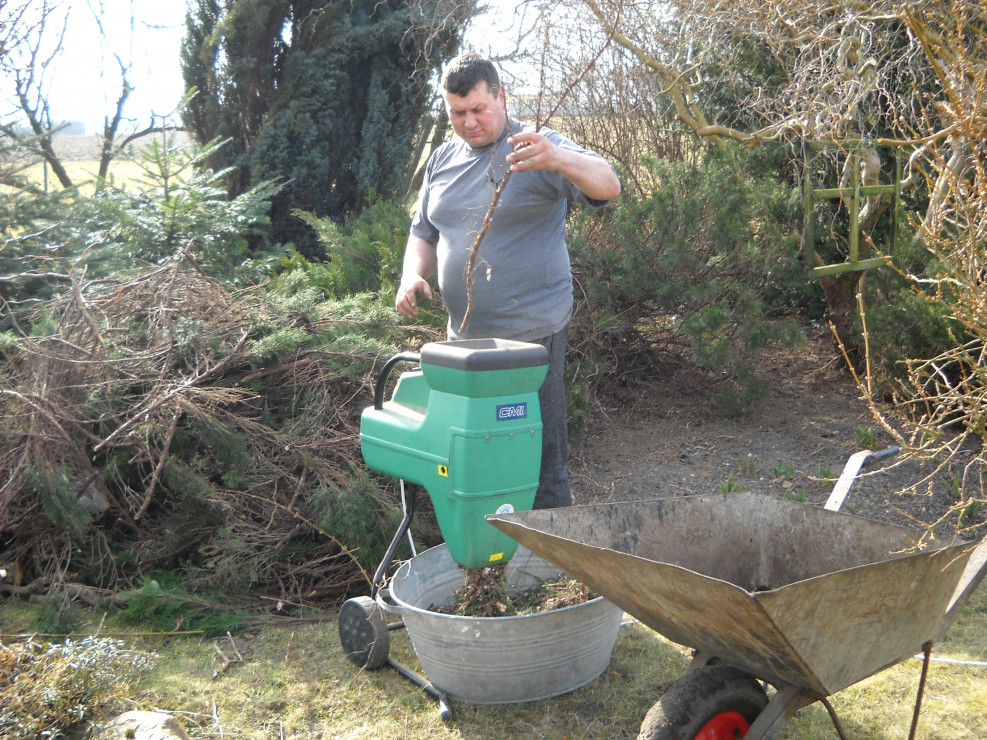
338 596 390 669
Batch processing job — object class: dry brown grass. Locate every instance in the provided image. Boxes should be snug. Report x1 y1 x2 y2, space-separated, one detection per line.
1 585 984 739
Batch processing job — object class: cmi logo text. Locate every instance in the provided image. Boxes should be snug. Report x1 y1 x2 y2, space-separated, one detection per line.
496 402 527 421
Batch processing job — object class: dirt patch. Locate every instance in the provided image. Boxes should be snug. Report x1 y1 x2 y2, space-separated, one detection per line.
569 323 982 540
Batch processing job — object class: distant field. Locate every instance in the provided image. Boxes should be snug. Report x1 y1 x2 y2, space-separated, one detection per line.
17 159 156 194
47 132 193 162
0 131 192 191
5 132 194 194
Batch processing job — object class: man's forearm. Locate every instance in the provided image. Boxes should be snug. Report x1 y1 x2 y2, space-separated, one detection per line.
395 235 438 318
402 236 438 282
556 148 621 201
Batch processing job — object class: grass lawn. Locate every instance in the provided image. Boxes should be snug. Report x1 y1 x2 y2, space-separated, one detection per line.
1 581 984 738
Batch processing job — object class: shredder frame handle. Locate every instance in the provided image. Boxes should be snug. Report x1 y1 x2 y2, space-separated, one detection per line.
374 352 421 410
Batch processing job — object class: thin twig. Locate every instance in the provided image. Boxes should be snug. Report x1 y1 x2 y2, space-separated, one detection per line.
211 697 225 739
135 406 182 520
285 630 296 665
459 31 615 332
233 489 373 587
70 273 107 350
459 160 518 332
211 632 244 680
93 330 249 453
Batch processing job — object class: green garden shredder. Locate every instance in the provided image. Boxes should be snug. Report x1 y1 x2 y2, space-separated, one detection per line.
337 338 549 711
360 337 549 570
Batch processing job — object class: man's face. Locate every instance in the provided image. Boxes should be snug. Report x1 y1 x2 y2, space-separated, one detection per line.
445 82 507 148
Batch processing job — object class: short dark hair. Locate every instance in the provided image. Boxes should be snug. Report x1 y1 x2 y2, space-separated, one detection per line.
441 53 501 97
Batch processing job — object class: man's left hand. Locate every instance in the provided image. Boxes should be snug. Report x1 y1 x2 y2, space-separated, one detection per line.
507 131 622 201
506 132 560 173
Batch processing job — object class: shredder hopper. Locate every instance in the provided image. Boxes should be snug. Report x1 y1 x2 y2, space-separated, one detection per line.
487 492 987 699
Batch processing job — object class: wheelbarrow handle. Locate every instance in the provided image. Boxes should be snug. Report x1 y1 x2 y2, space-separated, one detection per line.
824 446 900 512
869 445 900 461
374 351 421 410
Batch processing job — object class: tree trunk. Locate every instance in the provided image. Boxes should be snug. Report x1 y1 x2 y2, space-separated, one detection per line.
820 271 867 364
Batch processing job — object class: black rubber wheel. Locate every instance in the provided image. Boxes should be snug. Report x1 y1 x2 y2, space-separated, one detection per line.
338 596 390 669
638 664 768 740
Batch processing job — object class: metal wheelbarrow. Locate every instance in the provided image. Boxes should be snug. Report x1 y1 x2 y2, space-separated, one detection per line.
487 491 987 739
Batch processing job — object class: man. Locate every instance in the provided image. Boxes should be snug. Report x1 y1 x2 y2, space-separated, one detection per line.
395 53 621 509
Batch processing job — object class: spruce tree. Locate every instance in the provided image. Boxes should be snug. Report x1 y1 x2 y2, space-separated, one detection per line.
180 0 475 257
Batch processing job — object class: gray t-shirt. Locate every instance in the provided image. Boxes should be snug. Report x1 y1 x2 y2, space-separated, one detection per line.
410 120 611 341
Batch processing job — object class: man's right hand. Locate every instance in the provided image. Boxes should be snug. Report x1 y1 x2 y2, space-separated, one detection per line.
395 277 434 318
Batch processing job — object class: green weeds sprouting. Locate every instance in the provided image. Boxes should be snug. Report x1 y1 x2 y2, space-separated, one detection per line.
720 475 748 493
773 460 794 480
741 454 759 477
854 426 877 449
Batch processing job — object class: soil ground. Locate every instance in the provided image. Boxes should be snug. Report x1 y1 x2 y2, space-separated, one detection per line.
568 323 983 540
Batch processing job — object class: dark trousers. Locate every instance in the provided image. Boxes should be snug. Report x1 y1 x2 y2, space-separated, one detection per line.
530 325 571 509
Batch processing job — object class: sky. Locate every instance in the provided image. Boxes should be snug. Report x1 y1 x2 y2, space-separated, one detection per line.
44 1 189 133
34 0 531 134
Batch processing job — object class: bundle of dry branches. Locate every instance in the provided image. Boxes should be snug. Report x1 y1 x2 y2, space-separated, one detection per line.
0 254 391 606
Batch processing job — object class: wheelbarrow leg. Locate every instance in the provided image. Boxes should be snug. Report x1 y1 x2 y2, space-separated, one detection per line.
744 685 824 740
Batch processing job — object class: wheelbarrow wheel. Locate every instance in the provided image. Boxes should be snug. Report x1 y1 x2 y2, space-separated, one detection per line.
638 664 768 740
338 596 390 669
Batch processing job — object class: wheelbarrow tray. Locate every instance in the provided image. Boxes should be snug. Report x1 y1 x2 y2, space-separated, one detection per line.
487 492 987 698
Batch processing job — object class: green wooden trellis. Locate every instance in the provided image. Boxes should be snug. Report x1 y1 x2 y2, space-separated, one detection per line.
803 140 903 279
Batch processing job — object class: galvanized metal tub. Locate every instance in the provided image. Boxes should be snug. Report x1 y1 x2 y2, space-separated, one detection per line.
380 543 624 704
